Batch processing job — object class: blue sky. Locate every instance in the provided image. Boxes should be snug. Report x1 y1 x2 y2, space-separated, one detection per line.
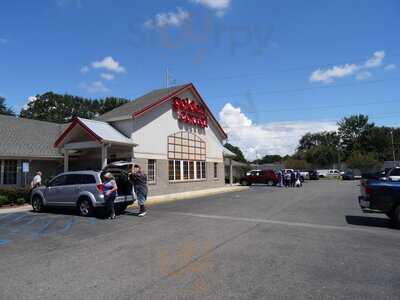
1 0 399 158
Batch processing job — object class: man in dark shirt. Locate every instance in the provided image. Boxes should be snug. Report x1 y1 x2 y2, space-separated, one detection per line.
130 164 148 217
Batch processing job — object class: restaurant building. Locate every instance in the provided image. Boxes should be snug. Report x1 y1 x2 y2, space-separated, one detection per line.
0 83 237 196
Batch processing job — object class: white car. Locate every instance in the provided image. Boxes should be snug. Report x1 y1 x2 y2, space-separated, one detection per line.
317 169 341 178
383 167 400 181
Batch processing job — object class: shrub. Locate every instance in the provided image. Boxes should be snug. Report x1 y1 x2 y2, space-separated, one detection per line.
0 188 30 205
15 198 26 205
0 195 9 206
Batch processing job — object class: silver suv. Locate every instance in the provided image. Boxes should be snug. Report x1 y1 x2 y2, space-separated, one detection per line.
30 162 135 216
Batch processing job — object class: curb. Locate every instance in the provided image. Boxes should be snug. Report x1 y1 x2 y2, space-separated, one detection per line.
130 185 249 207
0 205 32 214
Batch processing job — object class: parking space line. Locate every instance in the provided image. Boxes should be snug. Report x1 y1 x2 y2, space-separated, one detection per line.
170 212 398 236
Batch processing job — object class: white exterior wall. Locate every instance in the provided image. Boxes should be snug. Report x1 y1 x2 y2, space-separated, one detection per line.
111 89 225 162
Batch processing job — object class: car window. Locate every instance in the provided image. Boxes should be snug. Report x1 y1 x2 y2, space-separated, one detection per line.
77 174 96 184
49 175 67 187
65 174 96 185
65 175 80 185
390 169 400 176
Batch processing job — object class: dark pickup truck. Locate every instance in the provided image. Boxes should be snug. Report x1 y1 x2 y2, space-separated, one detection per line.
359 177 400 227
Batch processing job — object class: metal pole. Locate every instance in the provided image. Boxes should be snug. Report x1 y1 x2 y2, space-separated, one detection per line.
391 130 396 167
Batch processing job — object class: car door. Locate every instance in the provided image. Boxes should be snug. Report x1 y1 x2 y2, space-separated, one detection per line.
62 174 83 206
44 175 67 204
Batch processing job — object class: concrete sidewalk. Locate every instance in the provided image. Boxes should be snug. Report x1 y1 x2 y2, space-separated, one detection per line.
134 185 249 207
0 185 249 214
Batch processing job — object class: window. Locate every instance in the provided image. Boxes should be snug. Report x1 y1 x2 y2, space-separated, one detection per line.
168 132 206 161
183 161 189 180
390 168 400 176
169 160 175 181
189 161 195 180
175 160 181 180
49 175 67 187
201 162 206 179
169 160 207 181
196 161 201 179
75 174 96 185
214 163 218 178
148 159 156 183
3 160 17 185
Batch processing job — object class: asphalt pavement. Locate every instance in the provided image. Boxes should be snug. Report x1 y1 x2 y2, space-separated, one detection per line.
1 180 399 300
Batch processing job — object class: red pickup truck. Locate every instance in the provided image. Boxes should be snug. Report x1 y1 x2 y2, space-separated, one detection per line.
240 169 278 186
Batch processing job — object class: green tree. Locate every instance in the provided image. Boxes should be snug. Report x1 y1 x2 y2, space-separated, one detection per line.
20 92 129 123
256 154 282 164
283 159 310 170
0 97 15 116
224 143 247 163
345 151 381 172
338 114 374 158
296 131 339 167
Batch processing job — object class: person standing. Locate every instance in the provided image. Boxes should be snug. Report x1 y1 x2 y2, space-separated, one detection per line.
103 172 118 219
130 164 148 217
290 171 296 188
30 171 42 189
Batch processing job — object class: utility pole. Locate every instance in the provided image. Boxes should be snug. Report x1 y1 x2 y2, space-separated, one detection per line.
391 130 396 167
166 67 170 88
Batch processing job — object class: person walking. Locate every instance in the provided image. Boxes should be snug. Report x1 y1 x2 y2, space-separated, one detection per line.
30 171 42 189
103 172 118 219
130 164 148 217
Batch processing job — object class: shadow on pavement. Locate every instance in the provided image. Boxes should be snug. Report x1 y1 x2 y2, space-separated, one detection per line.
345 215 395 229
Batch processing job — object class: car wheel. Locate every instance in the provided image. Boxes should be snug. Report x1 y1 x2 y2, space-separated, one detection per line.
32 195 44 212
267 180 274 186
78 198 94 217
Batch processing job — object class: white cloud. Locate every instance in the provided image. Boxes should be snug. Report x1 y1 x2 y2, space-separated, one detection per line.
219 103 338 160
81 81 110 93
355 71 372 81
310 50 387 83
23 96 37 110
100 73 115 80
91 56 126 73
365 50 385 68
144 7 190 29
80 66 89 74
189 0 231 15
384 64 396 71
0 38 7 44
310 64 359 83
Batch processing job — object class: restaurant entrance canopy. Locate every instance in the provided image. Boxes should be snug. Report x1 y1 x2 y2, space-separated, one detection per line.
54 118 137 171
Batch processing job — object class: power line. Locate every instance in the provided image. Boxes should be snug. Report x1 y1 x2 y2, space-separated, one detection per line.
220 112 400 134
196 52 400 82
210 77 400 100
238 98 400 114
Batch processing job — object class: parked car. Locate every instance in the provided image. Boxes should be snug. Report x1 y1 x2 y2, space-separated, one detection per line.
359 176 400 227
381 167 400 181
317 169 341 178
240 169 278 186
307 170 319 180
299 171 309 180
341 169 362 180
30 161 135 216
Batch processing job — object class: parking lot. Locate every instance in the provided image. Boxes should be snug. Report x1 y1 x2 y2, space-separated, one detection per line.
1 180 399 300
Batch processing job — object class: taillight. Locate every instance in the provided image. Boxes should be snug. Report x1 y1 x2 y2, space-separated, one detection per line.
97 184 104 193
364 184 373 196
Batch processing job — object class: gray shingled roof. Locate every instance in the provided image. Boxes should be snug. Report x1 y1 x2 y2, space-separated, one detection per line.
96 84 189 122
0 115 65 158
